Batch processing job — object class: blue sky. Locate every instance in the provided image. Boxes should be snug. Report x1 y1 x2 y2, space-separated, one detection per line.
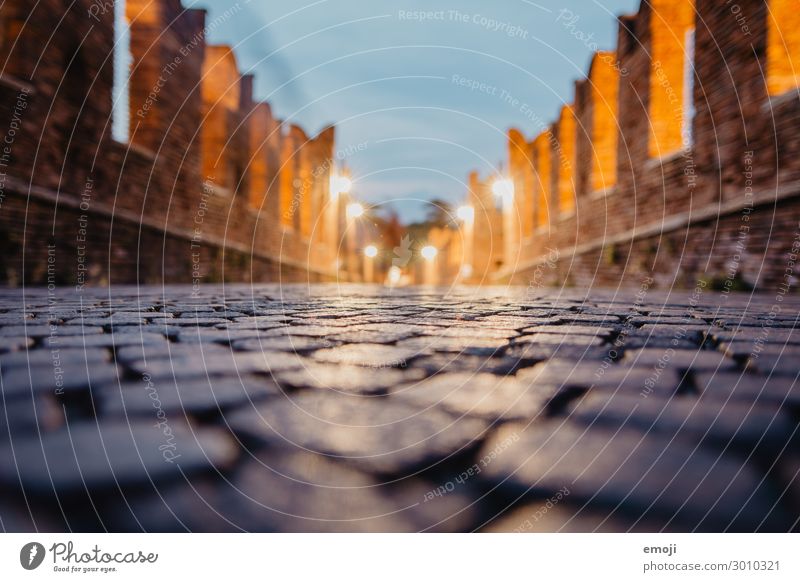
187 0 640 222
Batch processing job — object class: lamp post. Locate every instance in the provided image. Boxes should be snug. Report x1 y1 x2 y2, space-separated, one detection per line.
387 265 402 287
363 244 377 283
456 204 475 282
328 172 351 275
346 202 364 281
492 178 515 272
421 245 438 286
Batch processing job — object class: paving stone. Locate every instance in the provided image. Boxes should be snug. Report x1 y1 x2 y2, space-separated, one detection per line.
0 422 238 493
68 317 146 327
216 320 289 331
346 322 430 335
558 315 622 325
313 344 420 368
414 353 522 376
128 350 307 379
420 326 519 340
520 324 615 336
621 348 742 372
480 317 563 329
208 450 477 532
0 347 109 369
634 323 711 337
630 316 709 325
710 328 800 344
2 285 798 532
518 360 682 398
266 325 352 337
176 329 273 344
482 502 680 533
0 314 31 324
479 422 791 531
4 324 107 338
43 333 168 348
114 343 231 363
505 342 611 362
271 362 425 395
776 456 800 516
614 336 702 351
513 333 605 347
744 351 800 376
171 317 232 326
161 307 218 316
225 393 487 475
329 329 416 344
566 392 796 452
107 324 183 338
2 361 124 398
0 493 64 532
101 375 283 417
232 336 337 353
0 393 65 435
394 372 549 421
719 341 789 358
694 372 800 406
579 307 633 317
396 335 509 356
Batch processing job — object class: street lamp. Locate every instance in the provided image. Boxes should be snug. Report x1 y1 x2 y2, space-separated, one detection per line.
421 245 438 286
492 178 515 206
345 202 365 281
421 245 438 260
456 205 475 223
363 244 378 283
493 178 517 271
456 205 475 280
346 202 364 220
330 173 352 198
387 266 402 287
328 172 351 277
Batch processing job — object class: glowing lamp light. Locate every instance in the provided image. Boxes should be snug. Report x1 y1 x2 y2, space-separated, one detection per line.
364 245 378 258
456 205 475 222
330 174 352 196
421 246 438 261
387 266 402 286
492 179 515 206
346 202 364 220
459 264 473 278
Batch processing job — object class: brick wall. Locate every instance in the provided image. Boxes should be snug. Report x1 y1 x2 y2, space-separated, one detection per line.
466 171 504 284
0 0 340 286
491 0 800 291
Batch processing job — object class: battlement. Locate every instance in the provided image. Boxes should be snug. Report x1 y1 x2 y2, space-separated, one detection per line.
490 0 800 290
0 0 339 285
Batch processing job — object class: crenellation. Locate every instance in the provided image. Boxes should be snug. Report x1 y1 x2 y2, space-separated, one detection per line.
0 0 340 285
480 0 800 291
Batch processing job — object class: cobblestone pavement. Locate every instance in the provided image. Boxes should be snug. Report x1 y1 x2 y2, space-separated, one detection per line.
0 284 798 532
